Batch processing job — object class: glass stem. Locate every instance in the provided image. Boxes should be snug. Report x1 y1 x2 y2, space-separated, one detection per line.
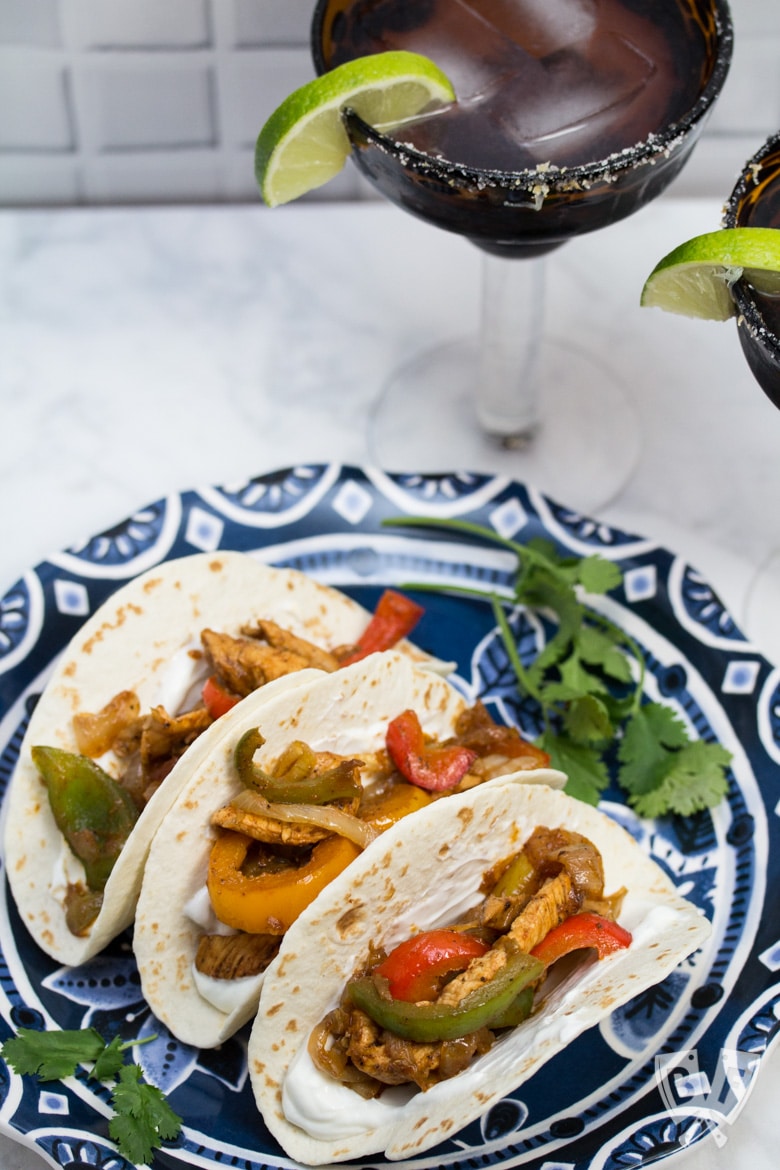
476 251 547 445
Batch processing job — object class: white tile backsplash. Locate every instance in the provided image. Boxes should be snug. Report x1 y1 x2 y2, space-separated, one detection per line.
223 48 313 148
233 0 315 47
83 151 223 203
65 0 212 50
77 60 216 151
0 0 61 46
0 57 72 150
0 154 79 202
710 34 780 136
727 0 780 33
0 0 776 206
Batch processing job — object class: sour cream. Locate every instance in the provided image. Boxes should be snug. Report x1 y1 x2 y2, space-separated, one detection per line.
192 966 267 1016
183 884 231 936
152 640 209 716
50 838 87 907
183 883 269 1015
283 1044 413 1140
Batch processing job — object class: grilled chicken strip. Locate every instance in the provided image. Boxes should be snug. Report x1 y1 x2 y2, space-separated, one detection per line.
436 871 578 1008
345 1009 493 1092
242 619 341 672
201 622 338 696
437 827 605 1008
195 931 281 979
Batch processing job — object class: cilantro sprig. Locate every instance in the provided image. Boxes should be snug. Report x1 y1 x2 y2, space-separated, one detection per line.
110 1064 182 1167
1 1025 182 1165
388 516 731 816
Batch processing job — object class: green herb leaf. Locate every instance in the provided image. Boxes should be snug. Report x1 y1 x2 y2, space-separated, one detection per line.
617 703 690 798
562 694 615 745
1 1024 181 1164
109 1064 182 1166
629 741 731 817
385 514 732 819
92 1035 127 1082
577 624 634 684
544 650 610 704
619 705 731 816
1 1026 105 1081
575 555 623 594
538 730 609 806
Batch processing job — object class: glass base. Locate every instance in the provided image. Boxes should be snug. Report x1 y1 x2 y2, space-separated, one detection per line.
743 550 780 666
367 336 641 515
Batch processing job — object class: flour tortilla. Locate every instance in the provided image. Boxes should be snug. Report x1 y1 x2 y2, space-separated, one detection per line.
133 651 564 1048
3 551 440 966
250 782 711 1165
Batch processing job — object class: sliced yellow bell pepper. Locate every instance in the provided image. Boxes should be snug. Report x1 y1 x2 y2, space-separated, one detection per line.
206 777 434 936
360 779 433 832
207 830 360 935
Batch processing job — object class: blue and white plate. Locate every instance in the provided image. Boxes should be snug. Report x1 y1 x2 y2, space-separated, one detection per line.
1 464 779 1170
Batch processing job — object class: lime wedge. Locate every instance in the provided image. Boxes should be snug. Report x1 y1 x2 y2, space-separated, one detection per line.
255 51 455 207
640 227 780 321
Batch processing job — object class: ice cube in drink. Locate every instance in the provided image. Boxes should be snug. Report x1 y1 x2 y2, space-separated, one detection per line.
496 31 662 167
463 0 598 58
371 0 547 105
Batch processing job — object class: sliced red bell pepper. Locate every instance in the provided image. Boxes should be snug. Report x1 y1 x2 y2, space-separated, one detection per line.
339 589 425 666
386 708 477 792
530 911 632 966
374 929 490 1002
202 675 240 720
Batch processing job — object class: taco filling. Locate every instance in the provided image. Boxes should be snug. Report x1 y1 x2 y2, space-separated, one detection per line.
251 780 710 1165
31 588 426 937
309 825 629 1095
193 703 550 989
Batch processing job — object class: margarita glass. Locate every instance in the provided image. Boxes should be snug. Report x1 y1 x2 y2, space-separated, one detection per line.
722 132 780 656
723 131 780 405
311 0 733 508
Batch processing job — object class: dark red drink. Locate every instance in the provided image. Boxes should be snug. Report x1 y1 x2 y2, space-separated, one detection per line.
321 0 701 171
724 133 780 406
312 0 732 256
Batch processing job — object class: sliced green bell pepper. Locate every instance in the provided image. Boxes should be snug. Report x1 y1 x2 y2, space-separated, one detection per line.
32 745 139 891
347 950 543 1042
482 984 535 1030
233 728 361 805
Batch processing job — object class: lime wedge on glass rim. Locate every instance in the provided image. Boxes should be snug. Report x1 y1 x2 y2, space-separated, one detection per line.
640 227 780 321
255 51 455 208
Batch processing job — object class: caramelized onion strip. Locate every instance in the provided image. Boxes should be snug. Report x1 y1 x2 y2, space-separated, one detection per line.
230 788 378 850
308 1016 380 1099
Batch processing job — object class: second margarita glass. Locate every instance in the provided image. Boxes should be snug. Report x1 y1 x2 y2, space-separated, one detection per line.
722 131 780 658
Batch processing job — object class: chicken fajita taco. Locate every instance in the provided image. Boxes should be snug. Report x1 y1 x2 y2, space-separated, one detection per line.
249 782 710 1165
132 650 561 1048
3 550 440 966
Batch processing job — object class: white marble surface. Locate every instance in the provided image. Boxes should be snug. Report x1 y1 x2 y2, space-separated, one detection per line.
0 197 778 1169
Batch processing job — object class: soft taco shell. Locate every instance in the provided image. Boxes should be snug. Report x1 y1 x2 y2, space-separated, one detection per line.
3 551 438 966
250 782 711 1165
132 651 564 1048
